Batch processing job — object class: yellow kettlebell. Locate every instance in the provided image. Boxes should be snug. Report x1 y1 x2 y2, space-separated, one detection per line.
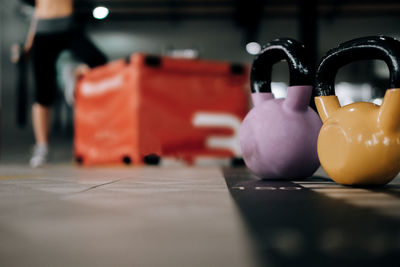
314 36 400 186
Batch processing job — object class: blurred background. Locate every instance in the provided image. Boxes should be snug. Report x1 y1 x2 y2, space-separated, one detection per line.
1 0 400 163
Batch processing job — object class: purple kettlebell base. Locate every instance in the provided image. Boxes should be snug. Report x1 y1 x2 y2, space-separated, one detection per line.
240 86 322 180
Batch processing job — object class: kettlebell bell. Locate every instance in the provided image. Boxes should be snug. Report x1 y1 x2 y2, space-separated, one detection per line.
239 38 322 179
315 36 400 186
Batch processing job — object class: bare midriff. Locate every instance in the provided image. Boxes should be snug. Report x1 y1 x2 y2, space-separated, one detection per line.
35 0 73 19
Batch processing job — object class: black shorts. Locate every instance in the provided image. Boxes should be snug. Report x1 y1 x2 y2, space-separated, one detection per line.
31 29 107 106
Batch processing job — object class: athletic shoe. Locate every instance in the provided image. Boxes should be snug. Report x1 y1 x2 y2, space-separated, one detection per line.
30 144 48 168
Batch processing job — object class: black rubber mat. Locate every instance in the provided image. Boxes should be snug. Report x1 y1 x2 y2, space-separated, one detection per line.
223 168 400 267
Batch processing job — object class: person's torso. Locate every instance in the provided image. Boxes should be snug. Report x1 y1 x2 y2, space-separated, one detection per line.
35 0 73 19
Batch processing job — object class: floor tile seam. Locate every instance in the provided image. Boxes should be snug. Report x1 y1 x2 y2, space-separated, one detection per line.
73 177 132 194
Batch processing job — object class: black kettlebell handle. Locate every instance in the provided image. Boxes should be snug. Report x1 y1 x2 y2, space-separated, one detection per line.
315 36 400 96
251 38 311 93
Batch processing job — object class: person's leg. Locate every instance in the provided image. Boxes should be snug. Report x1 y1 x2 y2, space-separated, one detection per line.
68 30 107 68
30 103 50 167
32 103 50 145
30 33 62 167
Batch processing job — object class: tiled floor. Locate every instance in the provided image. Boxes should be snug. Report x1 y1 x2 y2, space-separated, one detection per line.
0 165 257 267
0 163 399 267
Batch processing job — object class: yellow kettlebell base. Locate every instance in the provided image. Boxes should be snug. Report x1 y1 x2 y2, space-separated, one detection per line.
315 89 400 186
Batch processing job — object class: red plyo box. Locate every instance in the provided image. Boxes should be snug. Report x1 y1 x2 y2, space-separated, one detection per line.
74 54 249 165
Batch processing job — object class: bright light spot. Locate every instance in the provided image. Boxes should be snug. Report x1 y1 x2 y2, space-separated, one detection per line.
246 42 261 55
372 98 383 105
271 82 287 98
93 6 109 20
168 49 199 59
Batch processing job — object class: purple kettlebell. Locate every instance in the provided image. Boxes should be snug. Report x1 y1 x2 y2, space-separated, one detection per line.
240 38 322 179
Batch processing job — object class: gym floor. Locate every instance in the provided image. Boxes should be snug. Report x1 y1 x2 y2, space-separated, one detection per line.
0 144 399 266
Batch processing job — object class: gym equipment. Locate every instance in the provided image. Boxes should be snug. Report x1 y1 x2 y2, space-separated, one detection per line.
11 43 28 128
239 38 321 179
314 36 400 185
74 54 249 165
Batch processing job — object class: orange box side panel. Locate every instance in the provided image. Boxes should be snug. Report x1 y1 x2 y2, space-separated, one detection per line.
74 59 160 165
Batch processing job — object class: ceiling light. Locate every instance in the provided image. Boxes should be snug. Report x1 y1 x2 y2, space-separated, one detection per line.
246 42 261 55
93 6 109 20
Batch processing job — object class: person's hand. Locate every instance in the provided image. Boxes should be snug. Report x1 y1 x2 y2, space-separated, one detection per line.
10 43 22 63
23 40 33 55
